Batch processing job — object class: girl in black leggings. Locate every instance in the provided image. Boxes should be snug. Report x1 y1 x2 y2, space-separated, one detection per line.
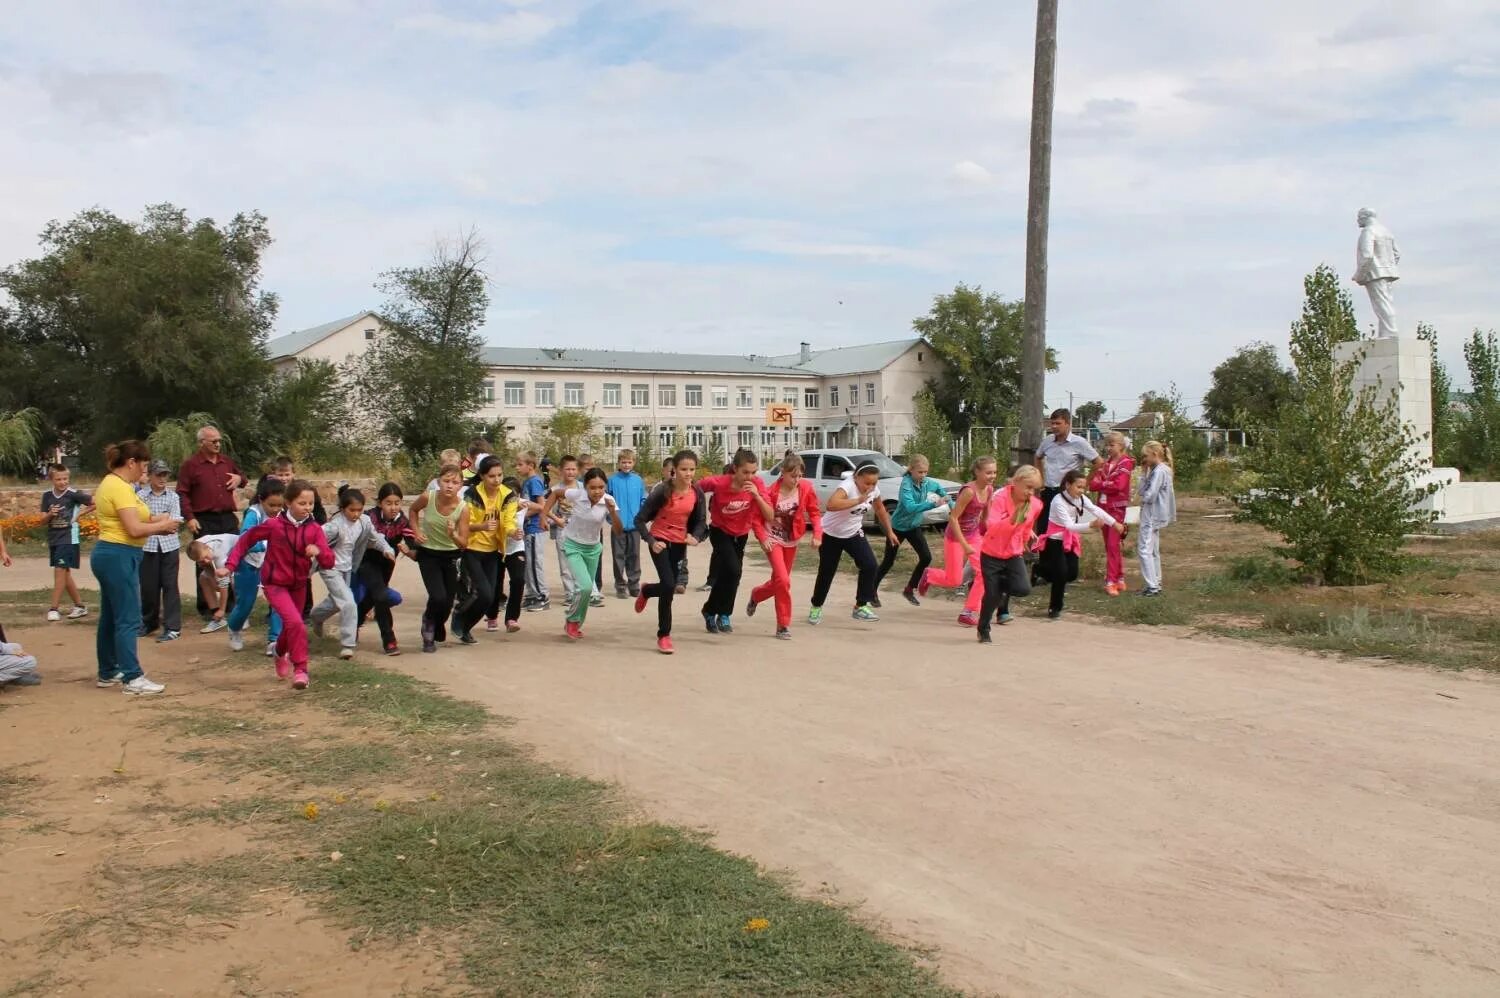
636 450 708 655
808 465 898 624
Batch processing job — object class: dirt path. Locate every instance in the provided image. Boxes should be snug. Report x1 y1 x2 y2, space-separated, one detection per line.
6 553 1500 995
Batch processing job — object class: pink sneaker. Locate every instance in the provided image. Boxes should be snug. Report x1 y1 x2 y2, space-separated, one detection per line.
657 635 674 655
635 592 649 614
505 619 520 633
917 576 931 598
485 618 500 632
275 654 292 680
957 610 977 627
292 669 309 690
564 621 582 641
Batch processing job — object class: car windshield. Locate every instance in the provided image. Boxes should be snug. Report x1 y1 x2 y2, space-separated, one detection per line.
847 453 906 478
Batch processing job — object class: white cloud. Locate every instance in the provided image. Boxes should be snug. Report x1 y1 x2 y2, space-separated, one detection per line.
950 160 993 187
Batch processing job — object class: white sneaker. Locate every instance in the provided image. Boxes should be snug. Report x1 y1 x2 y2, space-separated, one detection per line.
228 631 244 652
265 641 277 657
338 647 354 660
122 676 165 696
67 605 89 620
46 609 62 622
200 618 227 634
96 671 124 688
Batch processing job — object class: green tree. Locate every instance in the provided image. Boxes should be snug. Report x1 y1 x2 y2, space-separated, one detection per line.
1417 323 1460 469
0 408 42 475
915 283 1058 434
350 230 489 457
146 412 229 470
1202 342 1295 429
0 204 276 464
526 408 601 462
1235 266 1437 584
700 432 726 479
1136 391 1175 414
1458 329 1500 477
1074 400 1106 428
903 389 957 477
1132 384 1209 485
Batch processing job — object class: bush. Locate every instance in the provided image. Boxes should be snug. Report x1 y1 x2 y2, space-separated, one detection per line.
1224 553 1300 588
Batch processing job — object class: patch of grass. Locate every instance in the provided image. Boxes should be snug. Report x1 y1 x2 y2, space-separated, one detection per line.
152 707 263 739
1078 594 1191 626
314 659 492 734
207 739 403 787
178 795 296 825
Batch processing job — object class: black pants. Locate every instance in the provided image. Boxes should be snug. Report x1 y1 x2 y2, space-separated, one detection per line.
458 550 502 635
140 548 182 634
978 554 1032 635
1037 487 1060 532
701 528 748 617
356 553 397 646
192 511 239 617
875 527 932 592
1036 539 1079 612
416 548 461 641
642 541 686 637
812 533 878 608
502 552 526 623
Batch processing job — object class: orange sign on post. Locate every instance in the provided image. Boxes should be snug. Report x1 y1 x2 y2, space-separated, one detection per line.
765 404 794 427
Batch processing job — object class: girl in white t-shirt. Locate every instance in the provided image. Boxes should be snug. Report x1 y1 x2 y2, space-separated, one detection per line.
541 468 623 640
807 465 898 624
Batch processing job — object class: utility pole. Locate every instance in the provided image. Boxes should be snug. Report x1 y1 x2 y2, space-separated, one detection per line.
1014 0 1057 469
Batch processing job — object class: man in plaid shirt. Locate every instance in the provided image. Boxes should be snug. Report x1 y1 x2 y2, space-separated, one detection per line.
137 460 185 641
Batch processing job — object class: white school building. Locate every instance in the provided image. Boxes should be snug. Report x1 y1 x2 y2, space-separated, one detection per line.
265 311 950 461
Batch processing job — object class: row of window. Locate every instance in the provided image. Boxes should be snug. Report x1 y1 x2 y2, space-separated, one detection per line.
480 380 878 410
596 424 884 452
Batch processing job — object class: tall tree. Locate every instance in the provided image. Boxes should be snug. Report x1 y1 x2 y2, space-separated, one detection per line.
1136 391 1175 414
1202 342 1295 428
0 204 276 464
1458 329 1500 476
916 284 1058 434
1236 267 1436 584
350 230 490 457
903 388 957 476
1073 400 1106 428
1416 323 1459 469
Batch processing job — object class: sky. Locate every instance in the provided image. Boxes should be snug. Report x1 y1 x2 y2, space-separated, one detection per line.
2 0 1498 421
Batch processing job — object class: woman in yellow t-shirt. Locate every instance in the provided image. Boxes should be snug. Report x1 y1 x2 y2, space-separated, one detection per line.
454 457 517 642
91 441 181 695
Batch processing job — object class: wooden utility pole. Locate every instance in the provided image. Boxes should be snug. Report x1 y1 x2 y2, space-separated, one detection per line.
1014 0 1057 469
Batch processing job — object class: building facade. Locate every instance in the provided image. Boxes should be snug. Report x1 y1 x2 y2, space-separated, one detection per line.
266 315 948 461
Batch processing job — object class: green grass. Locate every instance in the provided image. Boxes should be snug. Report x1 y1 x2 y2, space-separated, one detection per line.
202 739 404 787
152 707 264 739
313 658 493 734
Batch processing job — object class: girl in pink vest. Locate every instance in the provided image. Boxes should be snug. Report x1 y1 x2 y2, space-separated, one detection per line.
1088 431 1134 595
746 452 823 639
975 465 1045 642
918 455 997 627
1033 470 1123 619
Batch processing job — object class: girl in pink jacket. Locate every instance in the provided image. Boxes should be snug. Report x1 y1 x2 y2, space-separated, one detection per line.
1088 431 1134 595
746 452 823 639
975 466 1045 642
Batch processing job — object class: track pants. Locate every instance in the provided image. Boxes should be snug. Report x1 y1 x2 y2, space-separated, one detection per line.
641 541 687 637
977 555 1030 636
750 544 799 629
811 533 878 608
876 527 931 592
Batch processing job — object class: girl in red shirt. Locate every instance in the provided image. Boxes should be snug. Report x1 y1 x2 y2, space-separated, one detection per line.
746 452 823 639
696 448 773 634
636 450 708 654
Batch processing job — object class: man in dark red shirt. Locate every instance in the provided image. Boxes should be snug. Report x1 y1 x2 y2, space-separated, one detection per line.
176 425 246 618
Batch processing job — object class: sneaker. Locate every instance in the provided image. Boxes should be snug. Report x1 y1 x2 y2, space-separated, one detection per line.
1104 582 1120 597
589 592 605 607
157 630 181 643
4 673 41 687
422 639 437 654
717 614 733 633
916 577 931 598
525 598 550 613
339 646 356 658
67 605 89 620
275 655 293 680
485 618 500 632
615 587 628 600
122 675 165 695
657 635 674 655
956 610 977 627
564 621 583 641
200 618 227 634
1047 609 1062 620
807 606 823 626
449 611 464 636
292 669 309 690
869 595 882 609
635 592 649 614
458 632 477 646
697 581 713 592
228 631 245 652
629 587 640 597
978 630 993 644
46 608 61 622
96 671 124 688
745 599 758 618
999 612 1013 625
775 627 791 640
673 583 686 595
902 589 920 607
703 612 720 634
505 620 520 633
852 604 879 621
1140 587 1162 598
264 641 277 657
954 584 970 601
384 641 401 656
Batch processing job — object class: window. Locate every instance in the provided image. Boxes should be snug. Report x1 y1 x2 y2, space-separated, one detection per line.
659 384 677 407
736 386 753 409
711 386 729 409
804 387 820 409
829 385 839 407
804 427 819 448
760 426 776 450
632 424 653 447
504 381 525 406
866 383 876 405
820 454 852 479
685 384 703 407
535 381 555 407
603 425 623 449
659 425 676 450
686 425 705 448
631 384 650 407
603 383 622 407
917 350 924 362
737 425 755 447
712 426 729 451
564 382 584 406
759 386 776 406
783 387 798 405
848 384 858 407
866 422 878 449
482 379 495 404
364 328 376 340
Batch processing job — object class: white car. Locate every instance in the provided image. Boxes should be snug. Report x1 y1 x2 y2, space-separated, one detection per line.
758 449 960 528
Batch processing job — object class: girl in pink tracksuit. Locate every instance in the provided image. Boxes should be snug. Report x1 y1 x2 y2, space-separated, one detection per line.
223 480 334 690
1088 431 1134 595
1033 469 1123 619
919 456 997 627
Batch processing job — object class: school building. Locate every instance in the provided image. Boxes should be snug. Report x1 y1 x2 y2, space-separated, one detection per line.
265 311 950 461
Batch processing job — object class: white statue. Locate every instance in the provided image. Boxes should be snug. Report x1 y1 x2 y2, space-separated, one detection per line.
1353 208 1401 338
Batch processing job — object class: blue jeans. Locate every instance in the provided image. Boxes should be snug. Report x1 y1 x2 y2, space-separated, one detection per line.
227 562 282 641
91 541 144 683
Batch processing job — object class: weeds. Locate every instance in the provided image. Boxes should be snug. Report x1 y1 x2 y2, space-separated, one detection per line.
314 659 492 734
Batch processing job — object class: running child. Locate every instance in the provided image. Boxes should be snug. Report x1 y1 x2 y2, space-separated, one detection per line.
1137 441 1176 597
1089 431 1134 595
1034 470 1123 619
310 487 395 659
919 456 997 626
362 483 416 655
258 456 326 619
661 456 689 594
187 532 240 633
578 453 606 606
222 480 335 690
874 454 949 606
809 463 897 624
697 449 772 633
607 449 646 599
975 466 1045 643
40 463 93 622
636 450 707 654
498 476 528 633
226 479 285 655
137 459 183 642
547 456 583 610
454 457 514 643
516 452 550 611
746 452 821 639
412 465 471 653
541 467 624 640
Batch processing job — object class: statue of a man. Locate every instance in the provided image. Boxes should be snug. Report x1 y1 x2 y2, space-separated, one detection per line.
1353 208 1401 338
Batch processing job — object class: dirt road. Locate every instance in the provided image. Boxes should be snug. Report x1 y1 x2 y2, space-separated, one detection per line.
6 553 1500 995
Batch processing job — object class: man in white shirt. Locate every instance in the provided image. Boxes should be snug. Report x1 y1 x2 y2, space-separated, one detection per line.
1035 408 1103 529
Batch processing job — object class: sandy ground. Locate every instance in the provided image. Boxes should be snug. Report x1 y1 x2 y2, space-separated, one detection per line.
5 550 1500 996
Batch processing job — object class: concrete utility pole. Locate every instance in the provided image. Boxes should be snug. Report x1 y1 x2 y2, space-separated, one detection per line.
1014 0 1057 469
